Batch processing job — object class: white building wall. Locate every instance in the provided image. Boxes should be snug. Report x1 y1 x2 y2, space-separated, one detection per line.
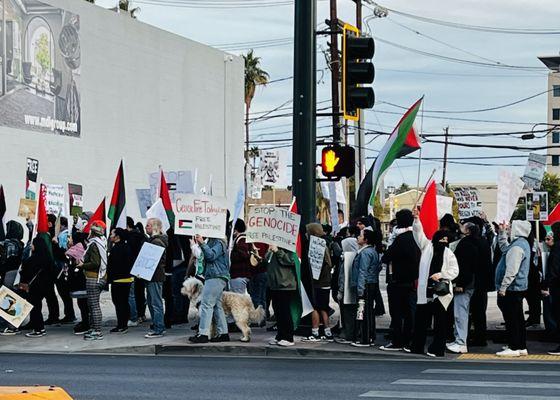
0 0 245 223
547 72 560 175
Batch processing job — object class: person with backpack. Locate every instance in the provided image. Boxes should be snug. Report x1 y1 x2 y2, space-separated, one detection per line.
0 221 25 336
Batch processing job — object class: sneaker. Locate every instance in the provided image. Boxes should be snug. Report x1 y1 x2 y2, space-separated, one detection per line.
25 330 46 338
145 332 164 339
188 334 209 343
277 340 295 347
380 343 403 351
518 349 529 356
59 316 77 325
334 337 352 344
210 334 230 343
268 338 279 345
190 324 199 331
547 346 560 356
0 327 21 336
127 320 139 327
110 327 128 334
446 343 468 354
403 347 411 353
496 348 521 357
426 352 437 358
322 333 334 342
350 342 371 347
302 334 321 342
84 331 104 341
73 323 90 335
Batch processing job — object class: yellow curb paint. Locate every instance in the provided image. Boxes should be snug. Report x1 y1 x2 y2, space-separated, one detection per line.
458 354 560 361
0 387 73 399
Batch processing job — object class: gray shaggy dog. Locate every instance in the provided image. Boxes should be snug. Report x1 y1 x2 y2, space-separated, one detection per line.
181 277 265 342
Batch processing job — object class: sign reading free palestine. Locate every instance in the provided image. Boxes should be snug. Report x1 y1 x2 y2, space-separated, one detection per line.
246 206 301 252
173 194 228 238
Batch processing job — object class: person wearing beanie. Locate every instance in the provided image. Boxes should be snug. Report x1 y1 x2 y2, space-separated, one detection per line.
77 220 108 341
380 209 421 352
107 228 133 333
495 220 532 357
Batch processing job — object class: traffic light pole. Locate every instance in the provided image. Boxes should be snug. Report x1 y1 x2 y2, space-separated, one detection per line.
354 0 366 186
292 0 317 227
329 0 341 143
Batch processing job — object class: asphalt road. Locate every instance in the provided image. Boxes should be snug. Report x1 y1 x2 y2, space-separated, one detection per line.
1 354 560 400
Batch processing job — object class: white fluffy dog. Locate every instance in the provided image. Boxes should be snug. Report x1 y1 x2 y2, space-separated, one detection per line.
181 277 265 342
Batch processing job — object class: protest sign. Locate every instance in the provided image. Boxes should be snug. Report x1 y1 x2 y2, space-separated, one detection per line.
130 242 166 281
17 198 36 220
68 184 83 217
25 157 39 200
149 170 195 202
496 170 525 223
0 286 33 328
174 194 228 238
436 195 453 219
522 153 547 190
246 206 301 252
136 189 152 218
45 184 66 215
526 192 548 222
343 252 357 305
308 236 327 280
452 187 482 219
259 151 280 185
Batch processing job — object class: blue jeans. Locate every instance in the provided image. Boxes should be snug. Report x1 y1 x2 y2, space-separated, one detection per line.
146 281 165 334
453 288 474 346
198 278 228 337
229 277 249 294
248 272 267 309
129 281 138 322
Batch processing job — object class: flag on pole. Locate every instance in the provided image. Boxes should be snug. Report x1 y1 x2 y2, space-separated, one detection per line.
289 198 314 329
84 198 106 234
545 203 560 226
419 180 438 240
35 183 53 257
158 169 175 228
0 185 6 240
353 98 423 219
228 182 245 256
108 161 127 230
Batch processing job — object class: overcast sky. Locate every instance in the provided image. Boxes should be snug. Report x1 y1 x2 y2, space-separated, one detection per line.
97 0 560 189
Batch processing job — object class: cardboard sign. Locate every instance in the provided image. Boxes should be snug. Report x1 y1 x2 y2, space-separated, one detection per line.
149 170 195 202
526 192 548 222
174 194 228 238
130 242 166 281
496 170 525 223
0 286 33 328
522 153 547 190
246 206 301 252
45 184 65 215
453 187 482 219
308 236 327 280
68 184 83 217
25 157 39 200
17 198 37 220
259 151 280 185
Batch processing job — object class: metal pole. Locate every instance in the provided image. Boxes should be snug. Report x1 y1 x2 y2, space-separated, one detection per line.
292 0 317 226
355 0 366 187
329 0 341 143
2 0 6 96
441 126 449 188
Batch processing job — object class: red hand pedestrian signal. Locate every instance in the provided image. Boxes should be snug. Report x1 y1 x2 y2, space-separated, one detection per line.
321 145 355 179
323 150 340 173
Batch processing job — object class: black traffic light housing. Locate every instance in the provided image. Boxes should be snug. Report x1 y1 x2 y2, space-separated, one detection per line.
342 23 375 121
321 145 355 180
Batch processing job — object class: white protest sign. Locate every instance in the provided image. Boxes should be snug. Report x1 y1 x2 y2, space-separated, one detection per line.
495 170 525 223
522 153 547 190
259 151 280 185
343 252 357 305
45 184 66 215
149 170 195 202
526 191 549 222
328 181 340 234
308 236 327 280
174 194 228 238
130 242 165 281
0 286 33 328
436 195 453 219
146 198 171 232
246 206 301 252
452 187 482 219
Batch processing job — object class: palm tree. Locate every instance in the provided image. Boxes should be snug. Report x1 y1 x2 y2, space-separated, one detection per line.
243 50 269 162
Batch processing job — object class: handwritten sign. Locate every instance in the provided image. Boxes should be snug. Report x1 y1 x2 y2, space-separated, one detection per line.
45 184 65 215
246 206 301 252
496 170 525 223
174 194 228 238
0 286 33 328
308 236 327 280
68 184 83 217
130 242 165 281
452 187 482 219
25 157 39 200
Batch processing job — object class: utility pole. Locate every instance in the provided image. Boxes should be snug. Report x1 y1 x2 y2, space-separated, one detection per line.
441 126 449 188
329 0 341 143
354 0 366 191
292 0 317 227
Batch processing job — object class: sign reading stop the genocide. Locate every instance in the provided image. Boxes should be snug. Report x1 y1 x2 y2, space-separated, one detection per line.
246 206 301 252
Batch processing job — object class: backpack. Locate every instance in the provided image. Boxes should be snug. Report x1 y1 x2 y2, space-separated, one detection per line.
0 239 24 271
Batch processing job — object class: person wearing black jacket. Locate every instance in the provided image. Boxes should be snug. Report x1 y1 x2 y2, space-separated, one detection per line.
380 209 420 351
20 237 56 338
127 217 147 325
447 222 479 354
543 222 560 355
108 228 133 333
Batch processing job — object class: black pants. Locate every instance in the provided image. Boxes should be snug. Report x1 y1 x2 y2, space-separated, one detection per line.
411 299 447 357
77 297 89 328
551 288 560 343
271 289 296 342
524 270 541 324
29 287 48 332
45 279 76 320
356 283 377 345
374 284 385 316
45 281 59 320
134 278 147 318
390 285 416 348
163 275 174 328
499 291 527 351
172 266 189 324
111 282 131 329
469 289 488 343
340 303 357 342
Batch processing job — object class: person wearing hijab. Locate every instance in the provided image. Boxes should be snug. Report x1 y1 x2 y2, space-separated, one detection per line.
77 221 108 341
107 228 133 333
411 209 459 357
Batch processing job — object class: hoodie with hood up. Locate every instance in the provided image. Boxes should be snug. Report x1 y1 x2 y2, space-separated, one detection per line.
0 221 24 277
495 220 531 292
306 223 332 288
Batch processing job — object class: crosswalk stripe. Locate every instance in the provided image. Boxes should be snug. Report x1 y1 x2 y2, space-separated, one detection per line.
458 354 560 361
359 391 560 399
392 379 560 389
422 369 560 377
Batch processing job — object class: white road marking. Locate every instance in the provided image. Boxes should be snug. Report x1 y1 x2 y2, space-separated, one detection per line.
360 391 560 399
392 379 560 389
422 368 560 377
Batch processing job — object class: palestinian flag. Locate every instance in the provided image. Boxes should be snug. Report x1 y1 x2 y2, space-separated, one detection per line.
84 198 106 234
289 199 313 329
0 185 6 240
159 170 175 227
108 161 127 230
353 98 423 219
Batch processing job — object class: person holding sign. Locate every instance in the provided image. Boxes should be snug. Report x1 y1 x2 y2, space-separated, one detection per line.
189 235 230 344
107 228 133 333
